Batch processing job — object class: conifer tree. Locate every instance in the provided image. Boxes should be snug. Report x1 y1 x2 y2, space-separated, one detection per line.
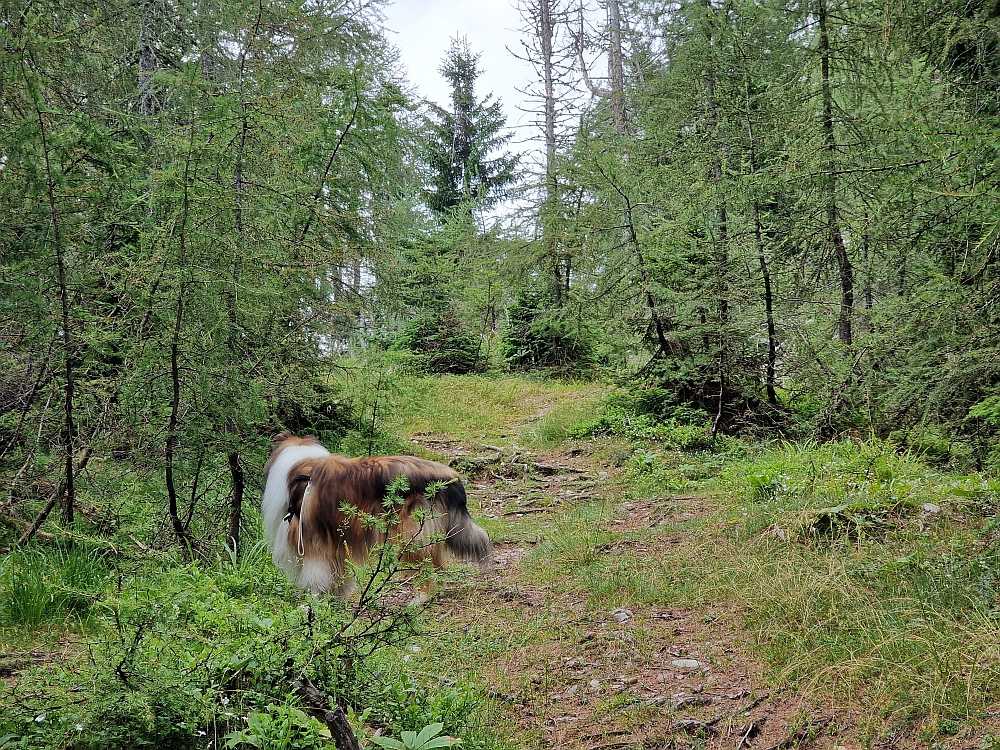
421 37 519 216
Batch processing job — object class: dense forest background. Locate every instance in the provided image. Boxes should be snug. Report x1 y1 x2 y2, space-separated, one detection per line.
5 0 1000 550
3 0 1000 745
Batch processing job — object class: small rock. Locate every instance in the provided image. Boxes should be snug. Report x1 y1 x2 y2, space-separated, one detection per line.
922 503 941 513
612 608 633 623
564 684 579 697
671 659 702 669
589 679 601 690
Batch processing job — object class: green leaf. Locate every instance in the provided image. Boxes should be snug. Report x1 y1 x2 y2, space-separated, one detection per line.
421 737 462 749
413 724 444 746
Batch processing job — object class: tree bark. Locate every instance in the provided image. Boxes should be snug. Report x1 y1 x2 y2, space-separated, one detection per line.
29 65 77 530
165 292 193 552
165 116 199 556
818 0 853 346
538 0 563 304
138 0 157 118
607 0 627 132
744 76 778 405
595 163 674 357
17 449 91 547
226 452 244 556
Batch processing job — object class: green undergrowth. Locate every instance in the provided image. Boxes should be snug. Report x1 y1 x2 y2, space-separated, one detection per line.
6 376 1000 748
617 433 1000 741
531 387 1000 740
380 374 605 448
0 536 508 750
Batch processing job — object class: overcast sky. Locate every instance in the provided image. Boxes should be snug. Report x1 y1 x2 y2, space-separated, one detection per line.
380 0 539 149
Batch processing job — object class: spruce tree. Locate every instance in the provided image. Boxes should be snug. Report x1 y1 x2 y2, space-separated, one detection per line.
421 37 519 216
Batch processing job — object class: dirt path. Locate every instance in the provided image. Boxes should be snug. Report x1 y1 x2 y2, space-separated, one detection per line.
410 435 854 750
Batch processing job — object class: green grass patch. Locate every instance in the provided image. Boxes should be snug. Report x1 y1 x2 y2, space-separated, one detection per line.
689 439 1000 737
0 542 108 628
381 374 605 447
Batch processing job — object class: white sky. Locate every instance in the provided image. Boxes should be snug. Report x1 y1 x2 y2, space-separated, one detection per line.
380 0 538 149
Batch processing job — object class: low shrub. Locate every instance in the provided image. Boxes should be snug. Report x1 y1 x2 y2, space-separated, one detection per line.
571 389 714 450
394 307 482 375
500 292 593 372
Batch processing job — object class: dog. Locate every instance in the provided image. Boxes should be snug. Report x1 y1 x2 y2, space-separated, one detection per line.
262 433 491 599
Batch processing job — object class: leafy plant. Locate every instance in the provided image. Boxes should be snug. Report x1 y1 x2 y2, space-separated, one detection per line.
224 705 331 750
370 723 462 750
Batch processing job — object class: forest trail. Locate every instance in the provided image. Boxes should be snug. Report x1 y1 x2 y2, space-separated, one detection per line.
400 393 855 750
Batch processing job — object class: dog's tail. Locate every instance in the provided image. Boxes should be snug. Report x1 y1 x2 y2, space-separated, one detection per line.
443 481 492 568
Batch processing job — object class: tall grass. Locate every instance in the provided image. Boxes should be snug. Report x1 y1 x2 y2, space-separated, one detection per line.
0 542 109 628
725 541 1000 737
701 439 1000 736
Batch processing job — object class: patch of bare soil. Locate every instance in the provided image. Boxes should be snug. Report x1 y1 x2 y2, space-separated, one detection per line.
420 437 864 750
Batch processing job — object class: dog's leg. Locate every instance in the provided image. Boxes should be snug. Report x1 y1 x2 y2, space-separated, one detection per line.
331 578 356 597
298 557 333 596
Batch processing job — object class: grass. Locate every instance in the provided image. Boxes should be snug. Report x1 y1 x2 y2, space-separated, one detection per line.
722 541 1000 740
5 375 1000 748
701 439 1000 741
0 542 108 629
379 373 606 448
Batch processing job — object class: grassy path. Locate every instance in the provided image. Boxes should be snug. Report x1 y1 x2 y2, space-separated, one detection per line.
5 374 997 749
387 376 839 750
385 375 1000 750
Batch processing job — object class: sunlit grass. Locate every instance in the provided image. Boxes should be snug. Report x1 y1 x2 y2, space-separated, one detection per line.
382 374 606 447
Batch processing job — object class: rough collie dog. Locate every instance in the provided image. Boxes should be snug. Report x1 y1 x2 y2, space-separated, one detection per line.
262 433 491 598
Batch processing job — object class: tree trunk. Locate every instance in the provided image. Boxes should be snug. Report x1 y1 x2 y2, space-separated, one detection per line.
744 76 778 405
607 0 627 132
30 75 76 530
755 206 779 406
596 163 674 357
165 292 193 553
165 117 198 557
704 6 728 430
539 0 563 305
138 0 157 118
227 452 244 556
818 0 853 346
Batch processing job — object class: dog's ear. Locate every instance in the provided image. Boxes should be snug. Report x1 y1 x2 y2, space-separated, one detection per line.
272 430 294 445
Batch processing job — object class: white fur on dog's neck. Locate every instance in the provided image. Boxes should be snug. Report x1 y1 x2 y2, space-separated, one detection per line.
261 442 330 580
